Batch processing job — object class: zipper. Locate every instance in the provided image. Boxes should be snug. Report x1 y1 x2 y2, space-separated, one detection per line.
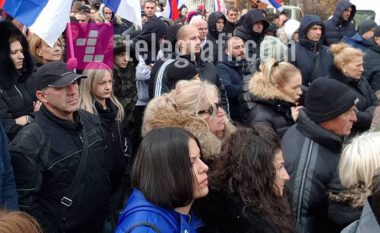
296 140 314 223
14 85 25 103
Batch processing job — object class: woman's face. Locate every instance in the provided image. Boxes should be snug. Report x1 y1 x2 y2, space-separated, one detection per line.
188 138 209 199
279 73 302 103
273 150 290 196
198 95 225 136
10 40 24 70
343 56 364 80
92 70 113 103
37 40 62 64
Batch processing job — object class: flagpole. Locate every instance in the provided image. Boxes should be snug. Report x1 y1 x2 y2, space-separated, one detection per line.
66 21 76 72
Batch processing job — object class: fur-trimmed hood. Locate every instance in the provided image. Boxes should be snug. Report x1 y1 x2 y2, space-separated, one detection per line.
329 183 370 208
248 72 295 103
142 94 236 161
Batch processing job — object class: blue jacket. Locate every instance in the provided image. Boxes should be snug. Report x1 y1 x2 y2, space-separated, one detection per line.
342 33 371 52
0 122 18 210
115 189 204 233
324 1 356 45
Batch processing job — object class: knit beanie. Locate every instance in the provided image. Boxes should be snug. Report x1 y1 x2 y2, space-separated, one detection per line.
260 35 288 63
358 20 377 35
304 78 358 123
114 34 126 55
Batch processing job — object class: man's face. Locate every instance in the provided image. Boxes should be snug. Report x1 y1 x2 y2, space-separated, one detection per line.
375 36 380 47
252 21 264 33
227 10 238 23
180 27 201 55
363 28 375 40
250 0 260 8
103 7 113 21
320 106 358 136
193 20 208 41
37 81 80 120
144 2 156 18
216 18 225 32
306 25 322 42
341 7 352 21
226 38 245 60
75 13 89 23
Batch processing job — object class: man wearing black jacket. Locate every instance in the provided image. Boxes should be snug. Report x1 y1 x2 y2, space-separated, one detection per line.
10 61 110 233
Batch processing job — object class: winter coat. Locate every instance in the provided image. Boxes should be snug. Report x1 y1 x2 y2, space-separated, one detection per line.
0 122 18 210
234 9 269 62
245 72 296 138
324 1 356 46
203 12 227 64
142 93 236 161
115 189 204 233
10 106 110 233
282 110 346 233
197 190 281 233
363 38 380 92
341 198 380 233
289 15 333 86
328 65 376 134
225 20 238 35
341 33 372 53
0 21 35 140
217 54 245 122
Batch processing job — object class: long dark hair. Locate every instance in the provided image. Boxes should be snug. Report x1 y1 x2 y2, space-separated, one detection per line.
211 125 294 233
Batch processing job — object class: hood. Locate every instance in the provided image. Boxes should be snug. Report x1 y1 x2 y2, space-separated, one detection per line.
332 0 356 24
299 15 325 41
132 18 168 44
0 21 34 89
207 11 226 39
99 3 115 21
248 72 295 103
243 9 269 33
142 94 236 161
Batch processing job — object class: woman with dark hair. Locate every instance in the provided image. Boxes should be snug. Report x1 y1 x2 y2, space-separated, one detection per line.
197 126 294 233
115 127 209 233
0 21 39 140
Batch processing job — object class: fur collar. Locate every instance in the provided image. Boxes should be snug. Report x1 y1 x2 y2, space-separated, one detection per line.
142 95 236 161
248 72 295 103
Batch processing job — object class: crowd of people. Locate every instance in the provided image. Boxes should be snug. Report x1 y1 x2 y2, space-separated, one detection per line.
1 0 380 232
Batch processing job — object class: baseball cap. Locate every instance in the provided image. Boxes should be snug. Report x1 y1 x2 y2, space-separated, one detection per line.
34 61 86 90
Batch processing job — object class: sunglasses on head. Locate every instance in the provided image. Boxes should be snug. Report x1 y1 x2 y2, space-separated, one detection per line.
197 102 222 118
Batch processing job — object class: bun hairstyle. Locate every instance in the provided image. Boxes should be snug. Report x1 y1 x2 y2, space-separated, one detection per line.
262 58 301 88
330 43 364 71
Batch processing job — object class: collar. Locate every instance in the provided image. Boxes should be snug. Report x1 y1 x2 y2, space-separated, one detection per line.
39 105 83 132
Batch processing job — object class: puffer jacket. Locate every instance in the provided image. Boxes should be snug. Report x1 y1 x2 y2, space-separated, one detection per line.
363 38 380 92
282 110 345 233
10 106 110 233
115 189 204 233
324 1 356 46
341 33 372 53
289 15 333 86
341 198 380 233
245 72 296 137
142 93 236 162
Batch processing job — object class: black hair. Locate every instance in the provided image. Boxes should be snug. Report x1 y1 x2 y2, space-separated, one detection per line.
131 127 202 209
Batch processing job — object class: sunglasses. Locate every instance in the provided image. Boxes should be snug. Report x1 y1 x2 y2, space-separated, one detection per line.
197 102 222 118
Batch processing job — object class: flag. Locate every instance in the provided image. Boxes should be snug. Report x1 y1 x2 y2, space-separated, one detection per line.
214 0 226 14
162 0 184 21
261 0 283 11
2 0 71 47
103 0 142 28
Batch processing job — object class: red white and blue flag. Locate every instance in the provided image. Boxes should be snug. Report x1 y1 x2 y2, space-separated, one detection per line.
214 0 227 14
103 0 141 28
262 0 283 11
162 0 184 21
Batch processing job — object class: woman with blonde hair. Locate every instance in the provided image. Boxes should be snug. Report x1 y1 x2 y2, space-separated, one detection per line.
79 62 129 227
329 42 377 134
142 79 236 162
329 132 380 230
243 59 303 137
0 210 42 233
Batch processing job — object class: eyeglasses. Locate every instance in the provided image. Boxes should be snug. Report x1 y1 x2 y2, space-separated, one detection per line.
197 102 222 118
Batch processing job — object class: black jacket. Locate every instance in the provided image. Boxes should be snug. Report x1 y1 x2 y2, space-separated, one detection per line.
324 1 356 46
204 12 227 64
363 38 380 92
282 110 346 233
0 21 35 139
10 106 110 233
328 65 376 134
289 15 333 86
197 191 281 233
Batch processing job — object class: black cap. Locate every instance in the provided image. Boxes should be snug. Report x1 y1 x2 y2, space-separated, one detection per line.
358 20 377 35
34 61 86 90
374 25 380 38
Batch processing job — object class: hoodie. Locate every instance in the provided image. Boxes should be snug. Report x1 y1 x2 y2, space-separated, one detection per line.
324 1 356 45
204 12 227 64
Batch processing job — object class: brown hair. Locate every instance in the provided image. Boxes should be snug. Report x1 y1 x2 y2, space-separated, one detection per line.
330 43 364 71
0 211 42 233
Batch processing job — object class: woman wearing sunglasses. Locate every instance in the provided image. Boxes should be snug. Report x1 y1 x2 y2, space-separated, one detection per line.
142 79 236 162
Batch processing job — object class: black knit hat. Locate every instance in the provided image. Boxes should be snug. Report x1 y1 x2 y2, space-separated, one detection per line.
304 78 359 123
358 20 377 35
